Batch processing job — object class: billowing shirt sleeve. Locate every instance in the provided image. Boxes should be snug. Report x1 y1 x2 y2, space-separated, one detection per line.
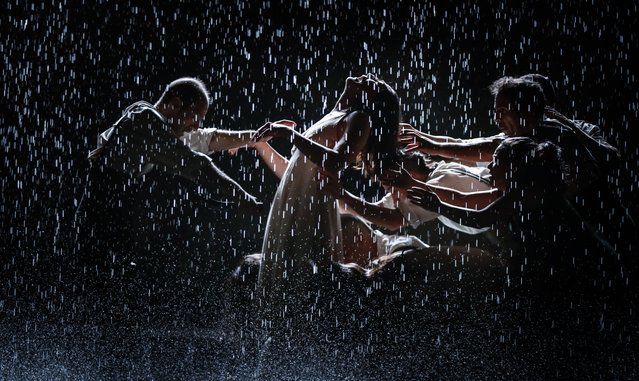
181 128 218 154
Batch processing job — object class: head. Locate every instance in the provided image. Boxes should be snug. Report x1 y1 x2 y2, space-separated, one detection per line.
489 77 545 136
519 73 556 107
156 77 210 137
337 75 402 176
488 137 564 196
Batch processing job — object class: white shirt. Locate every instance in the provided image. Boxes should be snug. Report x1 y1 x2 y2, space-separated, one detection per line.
379 161 491 234
180 128 218 154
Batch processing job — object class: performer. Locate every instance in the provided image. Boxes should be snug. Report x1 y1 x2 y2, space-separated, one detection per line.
252 75 401 279
73 77 260 296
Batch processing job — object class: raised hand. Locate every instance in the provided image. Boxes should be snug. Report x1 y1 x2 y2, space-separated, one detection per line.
253 120 297 143
397 125 436 153
544 107 577 129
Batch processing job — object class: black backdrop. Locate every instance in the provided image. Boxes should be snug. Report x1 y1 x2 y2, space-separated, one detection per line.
2 1 638 379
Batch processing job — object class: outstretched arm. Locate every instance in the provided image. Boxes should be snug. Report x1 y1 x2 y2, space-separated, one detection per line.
253 141 290 180
407 186 510 228
337 191 405 231
400 123 467 143
382 167 502 210
425 184 502 210
149 129 260 206
155 145 260 207
398 125 503 164
253 112 370 172
320 169 405 231
207 120 297 153
207 130 257 152
191 158 261 207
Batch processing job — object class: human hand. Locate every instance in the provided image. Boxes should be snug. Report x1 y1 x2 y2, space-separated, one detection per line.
252 120 297 143
544 106 564 120
227 146 244 155
379 166 417 191
406 186 438 209
397 130 437 153
398 123 419 136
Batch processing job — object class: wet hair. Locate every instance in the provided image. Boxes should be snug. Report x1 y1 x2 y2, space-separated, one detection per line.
519 73 556 106
489 76 546 120
494 137 564 196
158 77 210 108
355 79 402 176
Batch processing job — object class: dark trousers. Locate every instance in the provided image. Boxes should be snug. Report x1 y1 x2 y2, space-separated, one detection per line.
69 165 143 318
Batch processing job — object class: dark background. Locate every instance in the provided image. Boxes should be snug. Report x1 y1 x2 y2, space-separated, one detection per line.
1 1 637 379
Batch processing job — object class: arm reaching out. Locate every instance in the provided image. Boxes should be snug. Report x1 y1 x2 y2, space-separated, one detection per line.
253 112 370 172
381 167 502 210
208 119 297 152
320 169 405 231
399 132 502 164
407 186 508 228
398 124 503 164
253 141 290 179
399 123 467 143
193 158 262 208
147 124 261 207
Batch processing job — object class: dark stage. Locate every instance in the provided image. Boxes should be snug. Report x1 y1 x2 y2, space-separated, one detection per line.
2 1 638 379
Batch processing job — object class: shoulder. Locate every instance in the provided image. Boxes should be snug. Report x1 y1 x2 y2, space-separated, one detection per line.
537 119 572 140
572 119 603 137
342 111 371 138
125 102 167 126
540 119 567 130
344 110 370 126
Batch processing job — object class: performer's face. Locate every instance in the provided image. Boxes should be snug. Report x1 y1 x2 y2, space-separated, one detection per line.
494 93 538 137
338 74 384 108
173 100 209 137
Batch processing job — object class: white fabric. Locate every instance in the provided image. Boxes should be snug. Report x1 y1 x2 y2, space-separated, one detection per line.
379 192 396 209
378 192 440 228
379 161 492 234
437 215 490 235
374 230 429 256
260 110 350 283
426 161 491 192
181 128 218 154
